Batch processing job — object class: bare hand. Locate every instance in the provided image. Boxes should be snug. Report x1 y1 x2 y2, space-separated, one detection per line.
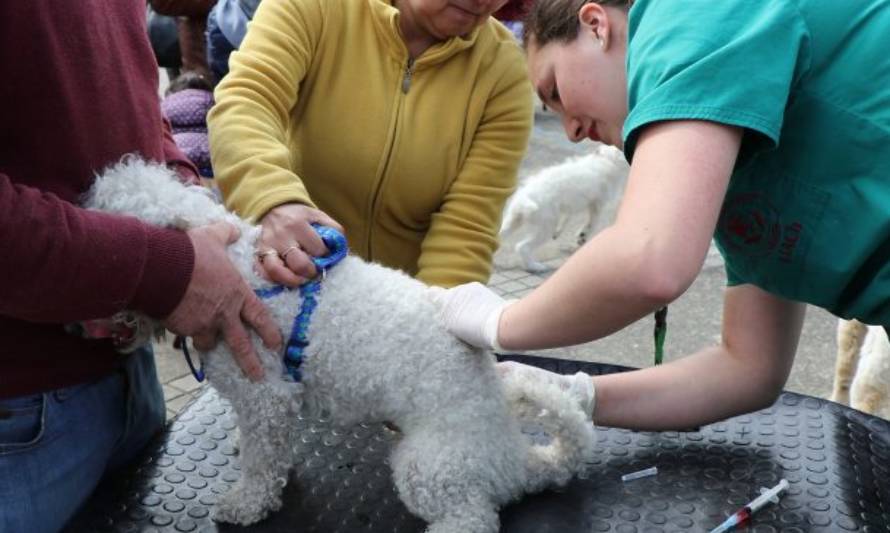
164 221 283 381
256 203 344 287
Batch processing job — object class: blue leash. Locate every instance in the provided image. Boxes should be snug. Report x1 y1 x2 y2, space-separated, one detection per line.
180 224 349 383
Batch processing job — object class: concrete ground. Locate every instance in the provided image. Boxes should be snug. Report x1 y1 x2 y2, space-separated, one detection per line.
154 85 847 420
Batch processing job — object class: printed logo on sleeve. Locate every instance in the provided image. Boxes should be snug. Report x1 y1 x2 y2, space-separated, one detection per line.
719 192 803 263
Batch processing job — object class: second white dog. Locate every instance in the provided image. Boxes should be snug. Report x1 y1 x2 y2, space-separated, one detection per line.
83 158 596 533
500 143 629 273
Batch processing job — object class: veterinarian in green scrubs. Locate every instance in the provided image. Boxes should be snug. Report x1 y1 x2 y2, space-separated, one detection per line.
433 0 890 430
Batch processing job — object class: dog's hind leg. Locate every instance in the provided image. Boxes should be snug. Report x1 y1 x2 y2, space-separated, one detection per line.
212 381 299 525
516 226 553 273
390 427 515 533
553 212 570 239
850 326 890 416
831 319 868 405
576 204 601 246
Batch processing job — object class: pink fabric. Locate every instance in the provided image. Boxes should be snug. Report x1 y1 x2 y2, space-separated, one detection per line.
162 89 215 176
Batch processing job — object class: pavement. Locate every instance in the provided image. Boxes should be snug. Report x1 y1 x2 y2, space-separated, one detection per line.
154 80 846 420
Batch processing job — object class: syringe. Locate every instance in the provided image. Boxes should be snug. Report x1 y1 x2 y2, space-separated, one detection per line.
709 479 789 533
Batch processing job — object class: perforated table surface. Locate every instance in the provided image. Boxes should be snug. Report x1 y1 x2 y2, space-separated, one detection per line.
67 355 890 532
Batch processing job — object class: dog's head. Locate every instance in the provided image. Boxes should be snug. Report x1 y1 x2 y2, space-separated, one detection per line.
83 155 233 230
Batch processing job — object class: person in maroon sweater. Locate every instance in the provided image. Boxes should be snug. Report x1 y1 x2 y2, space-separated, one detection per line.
0 2 281 531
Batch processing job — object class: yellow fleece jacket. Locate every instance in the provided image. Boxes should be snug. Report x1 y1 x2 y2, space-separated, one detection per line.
207 0 533 287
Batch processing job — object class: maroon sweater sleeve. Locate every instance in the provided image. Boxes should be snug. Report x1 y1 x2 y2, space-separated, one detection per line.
0 174 194 321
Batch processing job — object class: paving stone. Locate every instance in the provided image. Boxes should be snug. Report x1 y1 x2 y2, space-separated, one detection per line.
168 375 204 394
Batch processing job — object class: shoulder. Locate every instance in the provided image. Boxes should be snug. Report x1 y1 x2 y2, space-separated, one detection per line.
472 18 529 85
628 0 808 60
623 0 809 157
476 18 524 59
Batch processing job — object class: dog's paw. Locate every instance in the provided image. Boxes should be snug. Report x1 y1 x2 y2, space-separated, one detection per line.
829 389 850 406
522 261 552 274
231 426 241 453
212 484 281 525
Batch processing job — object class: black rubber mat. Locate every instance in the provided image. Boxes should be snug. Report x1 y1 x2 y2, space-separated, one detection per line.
66 354 890 532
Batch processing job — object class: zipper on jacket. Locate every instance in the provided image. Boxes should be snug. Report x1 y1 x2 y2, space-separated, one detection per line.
401 57 415 94
368 58 414 258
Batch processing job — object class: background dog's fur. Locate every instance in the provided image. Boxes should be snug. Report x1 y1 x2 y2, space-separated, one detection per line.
498 143 629 273
831 319 890 418
84 157 595 533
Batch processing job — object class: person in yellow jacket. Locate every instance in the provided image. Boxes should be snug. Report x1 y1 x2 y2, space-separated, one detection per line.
207 0 533 288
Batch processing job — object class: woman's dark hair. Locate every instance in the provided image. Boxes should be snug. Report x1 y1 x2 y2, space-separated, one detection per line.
165 70 214 96
523 0 630 48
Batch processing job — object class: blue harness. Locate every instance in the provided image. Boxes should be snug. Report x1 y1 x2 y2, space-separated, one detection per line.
182 224 349 383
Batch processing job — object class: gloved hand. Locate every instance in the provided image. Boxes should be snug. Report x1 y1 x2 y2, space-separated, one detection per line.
497 361 596 419
428 282 516 351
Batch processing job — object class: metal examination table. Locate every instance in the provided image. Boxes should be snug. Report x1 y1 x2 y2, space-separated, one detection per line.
67 354 890 532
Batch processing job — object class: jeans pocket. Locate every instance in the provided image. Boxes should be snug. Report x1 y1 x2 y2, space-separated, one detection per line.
0 394 46 455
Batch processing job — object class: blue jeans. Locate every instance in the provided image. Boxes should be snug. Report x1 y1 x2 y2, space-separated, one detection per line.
0 347 166 533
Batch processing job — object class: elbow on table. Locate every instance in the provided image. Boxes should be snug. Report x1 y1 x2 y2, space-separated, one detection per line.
730 356 791 416
746 382 785 413
752 361 792 409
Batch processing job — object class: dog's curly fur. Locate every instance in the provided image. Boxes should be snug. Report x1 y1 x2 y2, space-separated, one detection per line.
84 158 595 533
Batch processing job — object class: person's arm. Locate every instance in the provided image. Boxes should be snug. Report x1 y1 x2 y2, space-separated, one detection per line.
0 173 194 322
416 52 533 287
484 280 804 430
0 171 279 380
498 120 743 349
207 0 323 221
592 283 805 430
207 0 340 285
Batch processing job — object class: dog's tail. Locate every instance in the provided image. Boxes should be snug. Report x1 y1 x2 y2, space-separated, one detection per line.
499 196 538 240
501 371 594 492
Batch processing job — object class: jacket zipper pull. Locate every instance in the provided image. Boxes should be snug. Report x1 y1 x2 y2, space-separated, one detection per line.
402 58 415 94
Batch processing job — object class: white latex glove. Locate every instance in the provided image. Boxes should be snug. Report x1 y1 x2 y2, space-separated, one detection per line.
428 282 516 351
497 361 596 419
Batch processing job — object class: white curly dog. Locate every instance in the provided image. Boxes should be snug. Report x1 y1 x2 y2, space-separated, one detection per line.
83 158 596 533
499 143 629 273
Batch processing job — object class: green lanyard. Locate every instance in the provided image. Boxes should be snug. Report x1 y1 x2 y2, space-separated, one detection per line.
654 306 668 365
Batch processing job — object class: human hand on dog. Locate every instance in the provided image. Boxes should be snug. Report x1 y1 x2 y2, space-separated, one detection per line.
428 282 516 351
164 221 282 382
257 203 344 287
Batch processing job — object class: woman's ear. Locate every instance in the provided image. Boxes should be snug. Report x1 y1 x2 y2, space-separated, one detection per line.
578 3 611 49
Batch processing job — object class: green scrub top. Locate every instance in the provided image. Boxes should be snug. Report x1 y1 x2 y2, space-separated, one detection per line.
623 0 890 325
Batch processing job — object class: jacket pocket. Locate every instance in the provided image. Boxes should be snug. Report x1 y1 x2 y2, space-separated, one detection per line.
0 393 46 455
